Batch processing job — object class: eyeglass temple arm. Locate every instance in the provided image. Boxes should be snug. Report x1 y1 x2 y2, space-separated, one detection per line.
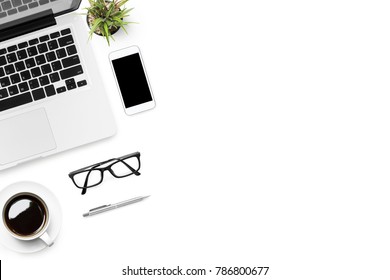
69 158 116 175
117 158 141 176
119 152 140 159
81 168 97 195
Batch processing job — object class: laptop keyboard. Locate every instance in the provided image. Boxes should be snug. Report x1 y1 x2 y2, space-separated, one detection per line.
0 28 88 112
0 0 52 19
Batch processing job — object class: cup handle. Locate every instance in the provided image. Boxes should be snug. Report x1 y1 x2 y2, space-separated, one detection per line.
39 231 54 247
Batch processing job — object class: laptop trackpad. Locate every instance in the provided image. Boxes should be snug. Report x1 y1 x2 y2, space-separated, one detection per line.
0 108 56 165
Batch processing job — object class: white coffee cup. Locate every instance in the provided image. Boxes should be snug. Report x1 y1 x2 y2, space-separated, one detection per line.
2 192 54 247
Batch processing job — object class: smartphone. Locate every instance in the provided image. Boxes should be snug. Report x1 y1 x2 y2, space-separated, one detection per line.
109 46 155 115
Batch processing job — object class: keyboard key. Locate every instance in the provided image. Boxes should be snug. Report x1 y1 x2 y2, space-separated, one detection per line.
25 57 36 68
0 12 6 18
28 2 38 8
11 0 22 7
41 63 51 74
4 64 15 75
44 85 55 96
39 75 49 86
20 70 31 81
17 42 28 49
39 35 49 42
0 88 8 99
0 77 10 87
27 46 38 56
37 43 48 54
32 88 45 101
65 78 75 86
48 40 59 50
58 35 74 47
50 31 60 39
0 92 33 112
66 82 76 90
28 38 39 46
61 28 71 35
45 51 56 62
51 60 62 71
77 80 87 87
22 0 32 3
1 1 12 10
8 85 19 95
0 30 85 109
6 52 17 63
35 54 46 65
7 45 17 52
0 56 6 66
17 49 27 60
15 61 26 71
17 4 28 12
49 72 60 83
30 67 41 77
66 45 77 55
56 48 66 58
28 78 39 89
62 55 80 68
7 8 17 15
39 0 48 5
56 86 66 93
10 73 21 84
60 65 82 80
18 81 29 92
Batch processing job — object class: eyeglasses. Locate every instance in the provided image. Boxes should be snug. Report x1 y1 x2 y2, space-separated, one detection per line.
68 152 141 195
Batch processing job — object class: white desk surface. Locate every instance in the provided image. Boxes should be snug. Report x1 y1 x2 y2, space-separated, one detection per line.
2 0 390 279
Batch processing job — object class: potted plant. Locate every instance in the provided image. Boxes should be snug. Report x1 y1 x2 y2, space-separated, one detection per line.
85 0 134 45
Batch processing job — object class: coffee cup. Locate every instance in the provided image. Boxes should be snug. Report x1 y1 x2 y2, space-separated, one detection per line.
2 192 53 247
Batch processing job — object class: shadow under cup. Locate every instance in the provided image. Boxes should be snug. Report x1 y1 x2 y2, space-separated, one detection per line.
2 192 53 247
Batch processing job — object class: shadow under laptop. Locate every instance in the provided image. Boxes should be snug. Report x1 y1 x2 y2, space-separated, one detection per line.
0 134 116 177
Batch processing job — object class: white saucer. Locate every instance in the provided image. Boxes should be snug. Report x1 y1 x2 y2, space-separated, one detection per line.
0 181 62 253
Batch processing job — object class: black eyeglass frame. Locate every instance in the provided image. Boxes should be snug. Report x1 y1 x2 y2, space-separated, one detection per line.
68 152 141 195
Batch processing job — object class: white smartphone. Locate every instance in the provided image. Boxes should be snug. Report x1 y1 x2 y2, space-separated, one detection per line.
109 46 156 115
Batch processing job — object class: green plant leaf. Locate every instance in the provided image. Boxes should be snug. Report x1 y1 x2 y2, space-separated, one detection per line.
117 0 128 8
88 17 103 39
86 0 137 45
106 2 115 17
104 22 109 34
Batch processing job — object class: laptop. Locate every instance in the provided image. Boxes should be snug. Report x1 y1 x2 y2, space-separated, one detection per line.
0 0 116 170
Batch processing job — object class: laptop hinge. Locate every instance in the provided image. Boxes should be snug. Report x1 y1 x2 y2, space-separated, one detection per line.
0 10 56 42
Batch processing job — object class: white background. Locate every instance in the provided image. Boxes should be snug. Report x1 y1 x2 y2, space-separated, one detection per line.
2 0 390 279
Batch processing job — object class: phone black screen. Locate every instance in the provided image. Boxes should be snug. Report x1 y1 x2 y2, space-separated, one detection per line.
112 53 153 108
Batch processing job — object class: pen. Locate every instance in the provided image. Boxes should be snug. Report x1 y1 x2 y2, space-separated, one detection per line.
83 195 150 217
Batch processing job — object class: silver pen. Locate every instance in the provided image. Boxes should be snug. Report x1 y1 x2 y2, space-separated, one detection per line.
83 195 150 217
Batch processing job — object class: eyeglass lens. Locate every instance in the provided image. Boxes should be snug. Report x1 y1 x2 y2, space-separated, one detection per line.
72 156 140 188
111 156 140 177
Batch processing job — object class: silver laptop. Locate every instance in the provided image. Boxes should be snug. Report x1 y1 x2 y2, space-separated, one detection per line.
0 0 116 170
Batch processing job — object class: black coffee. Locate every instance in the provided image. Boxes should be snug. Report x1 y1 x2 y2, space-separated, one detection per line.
3 194 47 237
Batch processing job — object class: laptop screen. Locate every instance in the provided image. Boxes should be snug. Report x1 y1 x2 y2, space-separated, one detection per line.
0 0 80 29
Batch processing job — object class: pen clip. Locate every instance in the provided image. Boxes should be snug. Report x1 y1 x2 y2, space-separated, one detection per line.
90 204 110 211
